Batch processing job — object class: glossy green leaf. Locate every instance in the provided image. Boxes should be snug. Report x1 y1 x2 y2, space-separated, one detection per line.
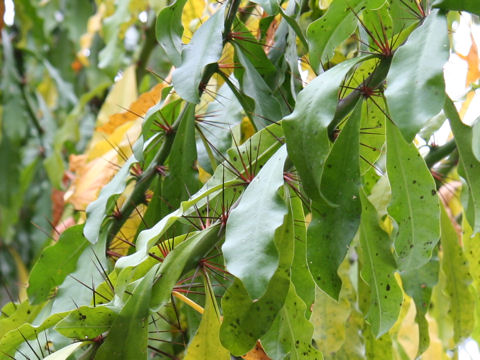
43 342 89 360
151 225 221 310
223 145 288 300
433 0 480 15
290 192 315 312
49 239 108 313
385 10 449 142
307 102 362 299
220 203 294 355
115 123 283 270
262 284 322 360
446 98 480 234
155 0 187 66
161 103 199 216
283 56 365 202
231 18 276 80
234 45 283 128
172 6 225 103
386 120 440 270
95 267 155 360
401 253 439 355
55 306 116 339
184 279 230 360
440 205 475 343
359 189 403 337
306 0 364 72
27 225 89 304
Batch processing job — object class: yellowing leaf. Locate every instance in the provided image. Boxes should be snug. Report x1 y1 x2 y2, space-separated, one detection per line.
394 298 419 360
182 0 206 43
97 82 165 134
184 281 230 360
96 65 138 128
109 204 146 256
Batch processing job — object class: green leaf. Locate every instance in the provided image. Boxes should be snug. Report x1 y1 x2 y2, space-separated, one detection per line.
172 6 225 103
359 189 403 337
385 9 449 142
223 145 288 300
151 225 221 310
386 120 440 270
433 0 480 15
306 0 364 72
307 102 362 299
43 342 89 360
473 119 480 162
155 0 187 67
0 312 68 359
365 328 393 360
95 267 155 360
27 225 89 304
231 18 276 80
251 0 279 15
220 203 294 355
401 254 439 355
49 239 108 313
445 97 480 234
54 306 116 339
184 278 230 360
290 192 315 313
283 56 365 202
234 45 284 128
440 205 475 343
161 103 199 216
0 301 45 339
262 284 322 360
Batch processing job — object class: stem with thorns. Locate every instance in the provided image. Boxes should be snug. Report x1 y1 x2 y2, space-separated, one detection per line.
105 0 244 245
327 56 392 140
424 139 457 168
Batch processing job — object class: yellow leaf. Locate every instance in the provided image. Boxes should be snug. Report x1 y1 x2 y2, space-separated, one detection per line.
109 203 146 256
394 299 419 360
311 258 353 354
184 277 230 360
421 315 449 360
96 82 165 134
37 75 58 108
182 0 206 43
198 164 212 184
8 247 28 302
241 117 256 143
96 65 138 128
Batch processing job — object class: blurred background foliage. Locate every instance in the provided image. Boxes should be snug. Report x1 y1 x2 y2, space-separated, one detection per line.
0 0 173 302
